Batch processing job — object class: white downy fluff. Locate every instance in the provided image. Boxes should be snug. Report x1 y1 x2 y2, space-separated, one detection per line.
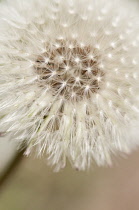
0 0 139 171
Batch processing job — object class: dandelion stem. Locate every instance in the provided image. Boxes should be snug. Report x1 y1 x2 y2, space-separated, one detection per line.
0 148 25 190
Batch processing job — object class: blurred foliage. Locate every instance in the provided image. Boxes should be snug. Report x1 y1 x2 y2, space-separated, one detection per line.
1 151 139 210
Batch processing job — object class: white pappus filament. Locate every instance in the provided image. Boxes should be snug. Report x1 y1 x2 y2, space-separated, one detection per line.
0 0 139 171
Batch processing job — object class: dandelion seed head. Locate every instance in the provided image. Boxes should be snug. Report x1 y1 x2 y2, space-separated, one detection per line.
0 0 139 171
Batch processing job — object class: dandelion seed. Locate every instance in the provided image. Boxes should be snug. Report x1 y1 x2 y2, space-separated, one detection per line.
0 0 139 171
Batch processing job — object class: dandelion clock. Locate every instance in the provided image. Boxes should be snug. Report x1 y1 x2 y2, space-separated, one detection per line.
0 0 139 171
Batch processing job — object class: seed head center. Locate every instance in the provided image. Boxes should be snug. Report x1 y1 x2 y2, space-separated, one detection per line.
35 40 104 101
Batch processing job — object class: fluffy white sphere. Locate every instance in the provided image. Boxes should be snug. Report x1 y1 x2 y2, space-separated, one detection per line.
0 0 139 171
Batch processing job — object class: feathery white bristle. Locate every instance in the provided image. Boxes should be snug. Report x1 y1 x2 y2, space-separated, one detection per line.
0 0 139 171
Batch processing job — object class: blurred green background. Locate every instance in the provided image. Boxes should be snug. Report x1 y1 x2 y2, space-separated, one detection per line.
1 146 139 210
